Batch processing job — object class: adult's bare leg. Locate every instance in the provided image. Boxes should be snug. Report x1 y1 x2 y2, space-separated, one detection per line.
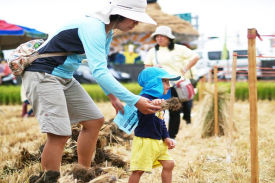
41 133 70 171
78 118 105 167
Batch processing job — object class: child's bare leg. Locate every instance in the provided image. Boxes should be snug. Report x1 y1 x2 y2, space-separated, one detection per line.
128 170 144 183
159 160 174 183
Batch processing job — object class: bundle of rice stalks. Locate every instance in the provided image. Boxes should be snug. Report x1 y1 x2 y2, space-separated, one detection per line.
99 120 134 145
29 164 117 183
156 97 182 112
59 164 117 183
199 85 232 138
3 148 40 173
93 148 126 168
65 125 127 168
71 120 133 148
29 170 60 183
3 123 127 173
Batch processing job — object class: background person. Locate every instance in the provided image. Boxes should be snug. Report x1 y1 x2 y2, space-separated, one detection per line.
124 44 139 64
144 25 200 141
20 0 159 181
0 60 4 83
0 60 12 85
129 67 179 183
107 47 118 64
138 44 150 63
21 85 33 118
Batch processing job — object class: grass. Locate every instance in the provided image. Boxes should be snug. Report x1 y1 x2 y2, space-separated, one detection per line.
1 81 275 105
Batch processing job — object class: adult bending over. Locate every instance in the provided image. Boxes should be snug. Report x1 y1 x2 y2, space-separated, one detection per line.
21 0 160 177
144 26 200 140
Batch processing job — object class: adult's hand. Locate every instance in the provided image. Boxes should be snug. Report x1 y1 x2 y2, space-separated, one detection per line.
135 96 161 114
107 94 124 115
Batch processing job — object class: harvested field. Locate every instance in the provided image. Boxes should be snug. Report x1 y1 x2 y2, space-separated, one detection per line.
0 101 275 182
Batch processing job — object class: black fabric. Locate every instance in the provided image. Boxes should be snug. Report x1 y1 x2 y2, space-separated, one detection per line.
25 28 84 74
168 87 192 139
189 70 198 88
135 94 169 140
190 78 198 88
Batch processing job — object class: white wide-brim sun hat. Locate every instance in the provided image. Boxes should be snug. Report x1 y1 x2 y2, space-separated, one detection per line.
151 26 175 39
90 0 157 25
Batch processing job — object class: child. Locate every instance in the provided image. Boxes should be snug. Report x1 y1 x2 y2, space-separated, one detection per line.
128 67 181 183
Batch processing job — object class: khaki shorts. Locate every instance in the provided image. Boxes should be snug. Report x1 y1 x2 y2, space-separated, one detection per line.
22 71 103 136
130 136 173 172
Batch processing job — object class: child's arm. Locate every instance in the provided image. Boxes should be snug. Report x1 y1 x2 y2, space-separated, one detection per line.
152 99 176 149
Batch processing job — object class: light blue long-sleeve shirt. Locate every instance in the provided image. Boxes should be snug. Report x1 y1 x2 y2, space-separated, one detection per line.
26 16 140 106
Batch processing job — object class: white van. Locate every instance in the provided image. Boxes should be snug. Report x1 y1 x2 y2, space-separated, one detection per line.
194 39 262 80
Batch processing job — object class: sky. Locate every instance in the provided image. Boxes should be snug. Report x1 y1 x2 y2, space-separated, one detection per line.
1 0 275 50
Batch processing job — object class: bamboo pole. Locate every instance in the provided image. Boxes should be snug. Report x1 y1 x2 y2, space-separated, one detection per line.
247 28 259 183
227 52 237 162
208 69 212 84
199 78 203 101
202 75 206 84
202 75 206 99
214 65 219 135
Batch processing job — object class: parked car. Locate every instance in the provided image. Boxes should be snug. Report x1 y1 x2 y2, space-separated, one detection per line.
73 62 131 84
194 39 262 80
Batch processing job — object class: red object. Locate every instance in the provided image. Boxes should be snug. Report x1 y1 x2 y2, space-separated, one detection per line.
0 20 24 35
3 63 12 76
247 29 263 41
176 80 195 101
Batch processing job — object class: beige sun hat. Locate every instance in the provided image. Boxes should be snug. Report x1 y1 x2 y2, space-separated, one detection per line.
90 0 157 25
151 26 175 39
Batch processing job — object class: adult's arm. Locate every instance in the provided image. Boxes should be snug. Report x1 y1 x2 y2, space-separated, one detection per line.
181 55 200 75
180 46 200 75
78 19 160 113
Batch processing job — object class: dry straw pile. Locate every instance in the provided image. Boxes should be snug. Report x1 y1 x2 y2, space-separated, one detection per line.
0 100 275 182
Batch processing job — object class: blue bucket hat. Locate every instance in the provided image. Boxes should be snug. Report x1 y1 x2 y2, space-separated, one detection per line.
138 67 181 98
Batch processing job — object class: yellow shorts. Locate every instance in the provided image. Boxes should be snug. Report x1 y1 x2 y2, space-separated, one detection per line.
130 136 173 172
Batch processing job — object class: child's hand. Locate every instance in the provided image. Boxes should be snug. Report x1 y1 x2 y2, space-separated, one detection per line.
164 138 176 149
151 99 164 106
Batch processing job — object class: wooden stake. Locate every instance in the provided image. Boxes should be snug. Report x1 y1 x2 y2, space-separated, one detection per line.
208 69 212 84
229 53 237 135
227 52 238 162
203 75 206 86
247 28 259 183
202 75 206 99
214 65 219 135
199 78 203 101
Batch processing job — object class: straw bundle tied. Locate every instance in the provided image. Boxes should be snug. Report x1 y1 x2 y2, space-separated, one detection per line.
156 97 182 112
199 85 234 138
